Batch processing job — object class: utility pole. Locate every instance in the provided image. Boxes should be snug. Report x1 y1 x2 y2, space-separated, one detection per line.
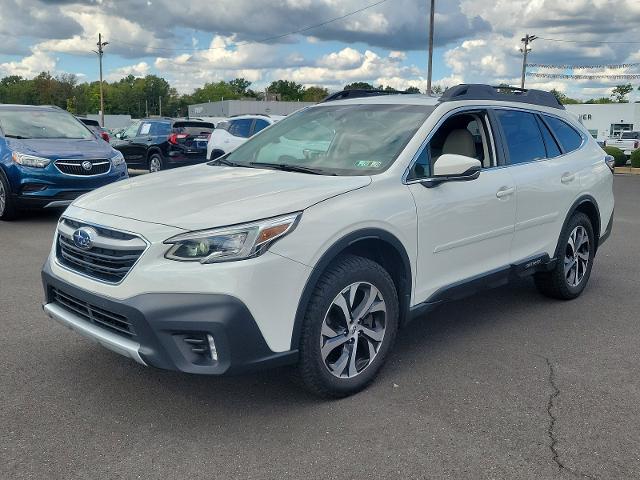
93 33 109 127
426 0 435 95
145 99 148 118
520 34 537 89
159 96 162 116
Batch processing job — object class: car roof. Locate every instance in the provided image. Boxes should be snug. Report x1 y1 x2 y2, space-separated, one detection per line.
224 114 276 121
314 94 440 107
0 104 61 111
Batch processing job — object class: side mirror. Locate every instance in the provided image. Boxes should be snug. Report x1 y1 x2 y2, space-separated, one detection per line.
422 154 481 188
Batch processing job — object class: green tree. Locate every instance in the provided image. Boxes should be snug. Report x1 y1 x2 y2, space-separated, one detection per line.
344 82 374 90
191 81 240 104
611 84 633 103
550 89 580 105
585 97 614 104
267 80 305 101
229 78 252 96
405 86 421 94
301 86 329 102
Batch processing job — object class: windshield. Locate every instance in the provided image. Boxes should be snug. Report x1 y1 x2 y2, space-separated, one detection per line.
621 132 639 139
223 104 434 175
0 109 94 139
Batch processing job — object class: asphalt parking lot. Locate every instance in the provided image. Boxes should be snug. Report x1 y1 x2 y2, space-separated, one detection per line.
1 175 639 480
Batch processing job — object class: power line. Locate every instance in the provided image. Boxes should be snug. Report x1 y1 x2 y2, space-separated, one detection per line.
537 36 640 45
110 0 392 54
527 62 640 69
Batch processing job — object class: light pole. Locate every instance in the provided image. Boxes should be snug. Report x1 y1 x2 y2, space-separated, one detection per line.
520 34 537 89
426 0 435 94
94 33 109 127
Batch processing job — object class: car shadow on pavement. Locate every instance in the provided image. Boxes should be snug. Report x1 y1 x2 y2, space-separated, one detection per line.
58 276 545 416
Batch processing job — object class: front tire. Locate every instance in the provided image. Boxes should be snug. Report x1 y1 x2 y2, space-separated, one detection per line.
0 172 18 221
534 212 595 300
296 254 399 398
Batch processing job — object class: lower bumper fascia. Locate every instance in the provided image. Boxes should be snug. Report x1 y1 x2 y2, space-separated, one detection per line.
43 302 147 365
41 266 298 375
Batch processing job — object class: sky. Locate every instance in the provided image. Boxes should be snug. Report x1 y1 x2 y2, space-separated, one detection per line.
0 0 639 100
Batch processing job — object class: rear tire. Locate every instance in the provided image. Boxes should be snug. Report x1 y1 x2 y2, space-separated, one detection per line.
534 212 595 300
148 153 165 173
295 254 399 398
0 172 18 221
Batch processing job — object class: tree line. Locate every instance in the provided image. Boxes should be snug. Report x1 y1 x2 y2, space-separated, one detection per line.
551 84 640 105
2 72 636 117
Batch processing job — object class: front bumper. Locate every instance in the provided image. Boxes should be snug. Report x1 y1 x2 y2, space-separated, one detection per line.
42 265 298 375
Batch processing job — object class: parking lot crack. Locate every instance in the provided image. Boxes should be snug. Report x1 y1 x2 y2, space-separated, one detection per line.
540 355 597 480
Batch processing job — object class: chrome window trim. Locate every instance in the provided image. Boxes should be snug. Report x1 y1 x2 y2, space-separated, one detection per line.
53 216 150 286
54 158 112 177
402 104 589 185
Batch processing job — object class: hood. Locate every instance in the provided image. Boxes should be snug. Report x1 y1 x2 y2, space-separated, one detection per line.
74 164 371 231
6 137 114 160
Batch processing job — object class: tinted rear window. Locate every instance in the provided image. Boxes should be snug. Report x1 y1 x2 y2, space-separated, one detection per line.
173 122 215 135
621 131 639 139
544 116 583 153
495 110 546 164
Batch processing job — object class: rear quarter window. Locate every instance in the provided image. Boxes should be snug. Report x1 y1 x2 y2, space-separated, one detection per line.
543 116 583 153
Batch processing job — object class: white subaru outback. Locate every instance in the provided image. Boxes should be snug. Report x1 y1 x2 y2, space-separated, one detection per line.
42 84 615 397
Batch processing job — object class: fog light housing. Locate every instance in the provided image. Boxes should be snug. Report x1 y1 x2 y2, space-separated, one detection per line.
21 183 47 193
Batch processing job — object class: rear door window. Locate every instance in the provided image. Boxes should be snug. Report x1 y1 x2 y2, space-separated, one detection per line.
228 119 253 138
252 119 270 135
535 115 561 158
543 116 583 153
149 122 171 136
495 110 546 165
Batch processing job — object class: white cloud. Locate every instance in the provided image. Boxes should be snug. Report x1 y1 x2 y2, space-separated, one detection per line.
105 62 150 81
0 50 56 78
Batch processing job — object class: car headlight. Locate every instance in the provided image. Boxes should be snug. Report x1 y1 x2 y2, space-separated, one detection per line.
110 150 126 167
12 152 51 168
163 212 301 263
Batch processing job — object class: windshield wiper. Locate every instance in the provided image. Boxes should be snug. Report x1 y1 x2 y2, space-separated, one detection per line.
249 162 333 175
209 157 255 168
4 134 30 139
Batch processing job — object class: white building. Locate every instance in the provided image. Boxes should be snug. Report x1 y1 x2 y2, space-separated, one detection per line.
189 100 316 118
565 103 640 141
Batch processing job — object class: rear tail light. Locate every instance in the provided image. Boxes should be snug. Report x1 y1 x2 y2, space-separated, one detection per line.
168 133 188 145
604 155 615 173
100 132 110 142
634 140 639 149
603 140 607 147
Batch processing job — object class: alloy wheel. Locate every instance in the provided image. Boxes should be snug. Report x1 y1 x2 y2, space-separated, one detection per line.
320 281 387 379
565 225 590 287
149 157 162 173
0 180 6 216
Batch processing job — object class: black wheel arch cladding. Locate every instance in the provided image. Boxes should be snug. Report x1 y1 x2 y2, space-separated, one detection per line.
290 228 412 350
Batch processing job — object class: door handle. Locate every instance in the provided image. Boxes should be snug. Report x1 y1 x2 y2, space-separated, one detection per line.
496 186 515 199
561 172 576 184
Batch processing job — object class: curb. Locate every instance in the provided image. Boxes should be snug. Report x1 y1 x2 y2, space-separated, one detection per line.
614 167 640 175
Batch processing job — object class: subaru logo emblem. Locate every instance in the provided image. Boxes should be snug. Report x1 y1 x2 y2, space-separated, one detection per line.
72 227 97 250
81 161 93 171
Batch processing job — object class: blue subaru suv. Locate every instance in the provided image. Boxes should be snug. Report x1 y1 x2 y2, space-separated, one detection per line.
0 105 128 220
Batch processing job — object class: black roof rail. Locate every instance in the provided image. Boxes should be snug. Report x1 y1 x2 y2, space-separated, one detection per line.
321 89 412 103
439 84 565 110
228 113 271 118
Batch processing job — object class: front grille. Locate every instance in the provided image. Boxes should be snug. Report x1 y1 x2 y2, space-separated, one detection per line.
55 218 147 283
55 159 110 176
51 287 134 337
